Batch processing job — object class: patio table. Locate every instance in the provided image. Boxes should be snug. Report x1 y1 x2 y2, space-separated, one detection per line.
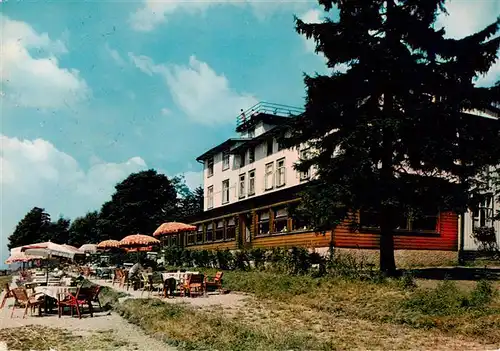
35 285 76 300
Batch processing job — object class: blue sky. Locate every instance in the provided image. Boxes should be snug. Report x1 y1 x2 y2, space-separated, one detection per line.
1 0 499 265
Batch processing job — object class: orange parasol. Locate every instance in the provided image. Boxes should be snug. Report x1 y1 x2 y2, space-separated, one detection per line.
153 222 196 237
119 234 160 249
97 240 121 249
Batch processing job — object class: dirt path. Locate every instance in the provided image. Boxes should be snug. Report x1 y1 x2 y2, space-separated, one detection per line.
0 300 176 350
92 277 250 308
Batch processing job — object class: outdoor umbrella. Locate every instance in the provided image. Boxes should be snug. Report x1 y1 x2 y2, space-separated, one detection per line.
119 234 160 261
153 222 196 237
21 242 84 284
97 240 121 250
21 242 84 260
79 244 98 254
5 247 43 265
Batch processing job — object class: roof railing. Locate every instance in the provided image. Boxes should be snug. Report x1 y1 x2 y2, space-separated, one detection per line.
236 102 304 128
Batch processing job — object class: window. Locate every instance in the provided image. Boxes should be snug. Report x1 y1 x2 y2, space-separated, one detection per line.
265 162 274 190
207 158 214 177
249 147 255 163
276 158 286 187
299 149 311 180
292 217 311 231
188 230 197 245
225 218 236 240
207 159 214 176
248 170 255 196
196 225 204 243
207 186 214 209
222 179 230 204
266 139 273 156
222 151 230 171
239 151 246 168
273 207 288 233
472 194 494 228
257 210 270 235
359 210 439 232
239 174 246 198
206 223 213 242
215 221 224 241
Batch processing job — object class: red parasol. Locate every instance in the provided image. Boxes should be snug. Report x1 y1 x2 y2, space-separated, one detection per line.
119 234 160 248
153 222 196 237
97 240 121 249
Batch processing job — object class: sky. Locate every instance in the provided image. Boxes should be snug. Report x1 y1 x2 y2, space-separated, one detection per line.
1 0 499 266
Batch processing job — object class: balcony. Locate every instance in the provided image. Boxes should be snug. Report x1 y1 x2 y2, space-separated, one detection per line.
236 102 304 133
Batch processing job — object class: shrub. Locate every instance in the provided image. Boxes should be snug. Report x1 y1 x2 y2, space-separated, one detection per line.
399 271 418 291
402 280 497 317
234 250 250 270
215 249 234 270
248 248 266 270
471 226 499 253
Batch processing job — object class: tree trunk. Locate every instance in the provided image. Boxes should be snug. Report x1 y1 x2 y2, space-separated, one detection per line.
379 0 397 277
379 214 396 276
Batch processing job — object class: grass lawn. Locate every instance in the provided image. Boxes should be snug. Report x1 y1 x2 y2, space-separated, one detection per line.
0 326 133 350
0 275 11 286
107 269 500 350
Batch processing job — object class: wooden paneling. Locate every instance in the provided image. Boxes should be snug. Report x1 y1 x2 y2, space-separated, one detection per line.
249 211 458 251
188 241 237 251
185 194 459 252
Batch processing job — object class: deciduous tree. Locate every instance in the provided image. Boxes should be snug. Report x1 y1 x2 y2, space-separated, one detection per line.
8 207 51 249
97 169 179 240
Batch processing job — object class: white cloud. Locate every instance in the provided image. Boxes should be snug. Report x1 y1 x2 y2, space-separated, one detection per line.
130 53 258 124
0 135 147 265
130 0 313 32
160 107 171 116
435 0 500 87
0 14 90 109
300 9 322 54
182 171 203 190
105 43 126 66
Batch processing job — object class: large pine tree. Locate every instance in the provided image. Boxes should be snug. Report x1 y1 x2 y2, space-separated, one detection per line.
284 1 500 274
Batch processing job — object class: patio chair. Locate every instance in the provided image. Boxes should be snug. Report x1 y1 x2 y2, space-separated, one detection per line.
10 288 45 318
180 274 205 298
205 271 224 294
1 283 13 309
140 273 152 297
120 270 131 291
58 285 94 319
112 269 122 286
90 285 102 310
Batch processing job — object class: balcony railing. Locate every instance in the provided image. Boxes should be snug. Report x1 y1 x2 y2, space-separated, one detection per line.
236 102 304 129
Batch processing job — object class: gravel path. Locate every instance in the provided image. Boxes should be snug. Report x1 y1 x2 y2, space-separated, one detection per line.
0 297 176 350
93 277 250 308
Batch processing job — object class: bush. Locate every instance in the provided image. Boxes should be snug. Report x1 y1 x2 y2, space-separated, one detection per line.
399 271 418 291
402 280 497 316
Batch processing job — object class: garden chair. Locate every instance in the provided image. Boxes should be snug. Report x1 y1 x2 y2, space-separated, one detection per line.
58 285 94 319
205 271 224 294
0 283 13 309
120 270 130 291
10 287 45 318
112 269 122 286
181 274 205 298
90 285 102 310
140 273 152 297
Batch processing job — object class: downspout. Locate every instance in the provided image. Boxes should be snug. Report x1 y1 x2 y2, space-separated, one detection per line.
458 212 465 265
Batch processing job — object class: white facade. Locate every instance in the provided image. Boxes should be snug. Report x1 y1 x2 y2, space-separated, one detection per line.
460 166 500 252
202 120 313 211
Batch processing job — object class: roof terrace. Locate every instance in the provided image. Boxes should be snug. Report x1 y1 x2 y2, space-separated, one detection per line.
235 102 304 133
